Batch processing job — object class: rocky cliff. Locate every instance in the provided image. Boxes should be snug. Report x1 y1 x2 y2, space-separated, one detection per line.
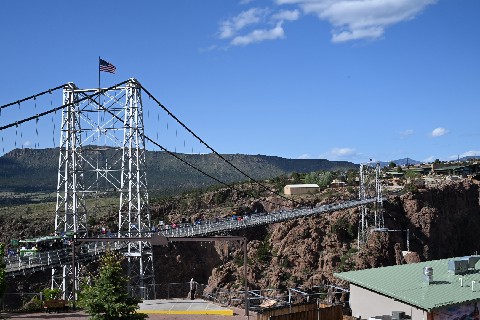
3 178 480 301
151 179 480 294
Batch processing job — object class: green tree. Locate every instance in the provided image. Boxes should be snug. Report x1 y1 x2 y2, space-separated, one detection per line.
42 288 62 300
79 250 147 320
304 171 334 188
346 169 357 185
388 161 396 168
317 171 334 188
404 170 421 180
290 172 302 184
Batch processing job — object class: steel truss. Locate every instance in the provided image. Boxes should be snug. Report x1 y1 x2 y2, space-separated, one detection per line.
53 79 154 300
357 162 384 248
118 80 154 299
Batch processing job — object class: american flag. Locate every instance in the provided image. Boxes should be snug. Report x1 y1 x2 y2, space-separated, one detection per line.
99 58 116 74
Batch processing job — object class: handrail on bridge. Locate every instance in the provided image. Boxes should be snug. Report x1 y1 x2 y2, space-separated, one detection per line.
3 197 380 276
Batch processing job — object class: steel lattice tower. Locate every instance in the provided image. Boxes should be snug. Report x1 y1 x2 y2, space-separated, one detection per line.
118 80 154 299
357 162 384 248
55 82 88 236
53 82 86 299
52 79 154 300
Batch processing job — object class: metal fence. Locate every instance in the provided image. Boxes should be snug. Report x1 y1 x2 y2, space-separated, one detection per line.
4 240 127 277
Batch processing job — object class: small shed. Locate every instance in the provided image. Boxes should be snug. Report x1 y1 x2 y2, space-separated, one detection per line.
284 184 320 195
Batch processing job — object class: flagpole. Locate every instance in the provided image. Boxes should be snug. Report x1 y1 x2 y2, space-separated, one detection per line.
98 56 101 95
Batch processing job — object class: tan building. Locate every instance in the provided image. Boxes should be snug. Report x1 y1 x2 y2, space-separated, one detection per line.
284 184 320 195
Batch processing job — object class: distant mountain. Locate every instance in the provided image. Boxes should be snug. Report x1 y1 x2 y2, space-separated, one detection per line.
0 148 358 194
379 158 421 168
460 156 480 161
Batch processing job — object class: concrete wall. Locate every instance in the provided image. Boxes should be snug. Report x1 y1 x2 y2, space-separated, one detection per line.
349 285 429 320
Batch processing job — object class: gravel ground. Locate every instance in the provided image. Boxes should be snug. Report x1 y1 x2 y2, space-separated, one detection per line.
1 307 255 320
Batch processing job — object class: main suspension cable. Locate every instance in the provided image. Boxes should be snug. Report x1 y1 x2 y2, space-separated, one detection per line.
78 89 288 210
0 84 67 111
0 81 129 132
140 85 301 208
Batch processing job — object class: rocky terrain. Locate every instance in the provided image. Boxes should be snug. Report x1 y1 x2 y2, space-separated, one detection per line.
2 177 480 306
150 178 480 296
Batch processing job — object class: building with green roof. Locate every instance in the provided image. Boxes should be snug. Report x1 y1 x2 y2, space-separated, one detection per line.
335 256 480 320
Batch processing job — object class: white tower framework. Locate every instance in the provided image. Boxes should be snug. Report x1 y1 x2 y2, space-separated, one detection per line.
357 162 384 248
55 82 87 236
52 82 86 299
53 79 154 300
118 80 154 299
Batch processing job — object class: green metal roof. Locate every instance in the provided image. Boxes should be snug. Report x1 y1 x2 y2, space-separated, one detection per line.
334 256 480 311
433 165 465 171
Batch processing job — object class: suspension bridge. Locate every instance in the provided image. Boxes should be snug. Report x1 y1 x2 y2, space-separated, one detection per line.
0 79 385 301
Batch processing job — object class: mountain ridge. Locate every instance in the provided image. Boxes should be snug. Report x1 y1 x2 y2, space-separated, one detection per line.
0 148 358 194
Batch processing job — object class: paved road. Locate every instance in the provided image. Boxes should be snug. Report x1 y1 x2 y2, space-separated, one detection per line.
1 299 253 319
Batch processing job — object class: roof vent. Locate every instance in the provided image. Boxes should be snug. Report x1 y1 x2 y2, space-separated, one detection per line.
424 266 433 284
448 256 480 275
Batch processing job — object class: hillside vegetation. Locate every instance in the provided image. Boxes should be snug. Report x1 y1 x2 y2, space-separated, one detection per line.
0 148 357 194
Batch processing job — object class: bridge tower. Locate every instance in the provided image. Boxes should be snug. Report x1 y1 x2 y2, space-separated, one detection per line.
52 79 154 300
357 162 384 248
53 82 87 299
118 79 154 299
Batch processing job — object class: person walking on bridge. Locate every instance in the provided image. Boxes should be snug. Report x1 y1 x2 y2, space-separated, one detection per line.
190 278 197 300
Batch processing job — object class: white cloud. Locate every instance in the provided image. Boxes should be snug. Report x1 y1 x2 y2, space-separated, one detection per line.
331 147 356 156
459 150 480 158
298 153 313 159
217 0 436 46
400 129 414 138
430 127 448 137
231 22 285 46
322 147 360 160
218 8 268 39
275 0 436 42
272 9 301 21
332 26 384 42
423 156 435 163
23 140 32 147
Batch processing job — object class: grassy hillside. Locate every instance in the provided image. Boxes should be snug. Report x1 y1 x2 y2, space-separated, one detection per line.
0 148 358 194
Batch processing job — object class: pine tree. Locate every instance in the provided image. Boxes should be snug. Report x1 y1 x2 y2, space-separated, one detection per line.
79 250 147 320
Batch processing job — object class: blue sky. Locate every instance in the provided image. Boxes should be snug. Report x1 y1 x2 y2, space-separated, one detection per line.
0 0 479 164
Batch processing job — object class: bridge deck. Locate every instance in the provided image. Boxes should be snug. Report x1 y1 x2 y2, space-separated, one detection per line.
4 197 380 276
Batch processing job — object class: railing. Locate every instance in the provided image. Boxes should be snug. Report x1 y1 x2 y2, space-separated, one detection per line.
162 198 379 238
3 197 380 276
4 240 127 277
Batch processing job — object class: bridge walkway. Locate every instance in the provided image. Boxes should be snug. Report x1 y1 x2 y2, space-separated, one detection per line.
3 197 379 276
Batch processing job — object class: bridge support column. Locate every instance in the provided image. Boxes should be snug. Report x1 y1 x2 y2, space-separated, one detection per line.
118 79 155 299
52 82 86 300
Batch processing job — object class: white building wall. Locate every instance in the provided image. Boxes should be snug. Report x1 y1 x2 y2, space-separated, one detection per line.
350 285 428 320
